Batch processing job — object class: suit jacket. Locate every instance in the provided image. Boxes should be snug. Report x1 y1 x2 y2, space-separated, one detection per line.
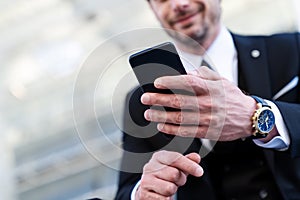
115 33 300 200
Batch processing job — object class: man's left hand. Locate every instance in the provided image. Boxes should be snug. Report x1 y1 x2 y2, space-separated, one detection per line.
141 67 256 141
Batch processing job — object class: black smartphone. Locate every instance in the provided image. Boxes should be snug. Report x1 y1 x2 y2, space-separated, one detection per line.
129 42 187 94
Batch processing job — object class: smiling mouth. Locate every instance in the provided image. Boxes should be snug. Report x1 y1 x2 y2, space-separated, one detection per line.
174 12 198 24
171 5 204 26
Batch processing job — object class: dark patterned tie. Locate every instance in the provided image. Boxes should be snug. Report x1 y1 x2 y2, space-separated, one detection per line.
201 59 213 70
199 59 215 155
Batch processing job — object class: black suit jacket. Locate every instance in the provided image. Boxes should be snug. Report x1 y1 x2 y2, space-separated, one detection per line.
115 33 300 200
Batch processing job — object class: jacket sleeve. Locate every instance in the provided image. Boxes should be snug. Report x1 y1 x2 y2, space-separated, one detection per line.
274 102 300 157
115 87 156 200
273 33 300 158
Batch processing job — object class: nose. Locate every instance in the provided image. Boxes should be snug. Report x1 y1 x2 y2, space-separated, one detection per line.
170 0 190 12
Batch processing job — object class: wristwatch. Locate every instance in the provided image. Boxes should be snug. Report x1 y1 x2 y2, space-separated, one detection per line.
251 95 275 138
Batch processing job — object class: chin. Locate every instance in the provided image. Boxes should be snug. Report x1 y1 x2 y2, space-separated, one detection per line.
191 26 208 40
166 26 204 45
183 28 205 41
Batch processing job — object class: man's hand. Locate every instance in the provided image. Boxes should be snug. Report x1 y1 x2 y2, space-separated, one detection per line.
136 151 203 200
141 67 257 141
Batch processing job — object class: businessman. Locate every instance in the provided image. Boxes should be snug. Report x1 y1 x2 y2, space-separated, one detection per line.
116 0 300 199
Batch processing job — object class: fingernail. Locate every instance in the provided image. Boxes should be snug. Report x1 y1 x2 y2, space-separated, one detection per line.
141 94 150 104
144 109 151 120
195 167 204 177
154 78 163 88
157 123 164 131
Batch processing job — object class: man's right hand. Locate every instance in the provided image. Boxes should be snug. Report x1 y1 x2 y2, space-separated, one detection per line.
135 150 203 200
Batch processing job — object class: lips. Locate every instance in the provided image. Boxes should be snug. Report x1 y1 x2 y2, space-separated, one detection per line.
174 12 198 25
171 5 204 27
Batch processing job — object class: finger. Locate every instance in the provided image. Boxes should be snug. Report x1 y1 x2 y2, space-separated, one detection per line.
185 152 201 164
153 151 203 177
157 123 208 139
188 66 221 80
158 123 224 141
141 93 204 110
154 166 187 186
184 153 203 176
144 154 187 186
144 109 204 125
154 75 210 94
141 175 178 197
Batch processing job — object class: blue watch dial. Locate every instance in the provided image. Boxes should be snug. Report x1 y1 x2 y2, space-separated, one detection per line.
258 109 275 132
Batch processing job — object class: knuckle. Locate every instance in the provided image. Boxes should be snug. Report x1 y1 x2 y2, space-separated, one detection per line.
140 177 149 189
160 124 169 132
181 175 188 186
203 99 212 110
165 184 177 196
176 173 187 186
172 95 181 108
196 127 203 137
175 95 187 108
152 151 161 159
175 112 183 124
169 151 181 159
185 76 197 87
189 126 199 137
143 162 156 174
152 150 168 162
194 97 202 109
141 192 151 200
140 178 146 187
211 115 218 124
198 126 208 138
143 163 150 173
203 114 212 124
170 169 181 182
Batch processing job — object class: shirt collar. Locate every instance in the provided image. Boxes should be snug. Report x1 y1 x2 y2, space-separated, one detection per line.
178 26 238 83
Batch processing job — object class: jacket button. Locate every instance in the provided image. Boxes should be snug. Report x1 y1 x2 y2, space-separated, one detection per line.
251 49 260 58
259 189 268 199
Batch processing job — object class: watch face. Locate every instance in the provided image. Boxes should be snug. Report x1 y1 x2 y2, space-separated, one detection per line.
258 109 275 133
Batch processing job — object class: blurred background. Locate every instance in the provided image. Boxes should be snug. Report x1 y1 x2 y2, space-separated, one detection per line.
0 0 299 199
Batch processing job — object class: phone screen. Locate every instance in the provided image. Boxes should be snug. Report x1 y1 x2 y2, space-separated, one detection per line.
129 42 186 94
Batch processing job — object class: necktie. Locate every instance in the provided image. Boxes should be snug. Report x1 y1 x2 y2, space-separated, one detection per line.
200 59 214 70
199 59 215 155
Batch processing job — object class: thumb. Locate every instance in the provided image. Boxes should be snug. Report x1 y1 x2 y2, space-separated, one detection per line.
188 66 221 80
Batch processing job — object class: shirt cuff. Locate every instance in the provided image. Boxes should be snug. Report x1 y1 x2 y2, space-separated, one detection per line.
253 100 290 151
130 180 141 200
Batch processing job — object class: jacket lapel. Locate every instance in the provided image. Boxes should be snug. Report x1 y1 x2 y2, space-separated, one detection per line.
232 34 279 188
232 34 273 99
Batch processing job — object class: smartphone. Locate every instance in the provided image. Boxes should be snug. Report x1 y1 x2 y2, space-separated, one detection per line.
129 42 187 94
